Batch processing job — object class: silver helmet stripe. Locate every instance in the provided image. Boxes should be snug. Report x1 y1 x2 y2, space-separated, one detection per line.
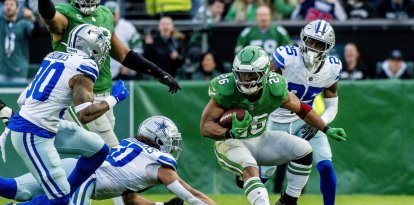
69 24 89 49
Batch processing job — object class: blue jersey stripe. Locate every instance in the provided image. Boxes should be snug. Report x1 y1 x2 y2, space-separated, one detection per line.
79 65 99 77
157 155 177 170
272 50 285 69
76 68 97 82
79 177 96 205
8 112 56 138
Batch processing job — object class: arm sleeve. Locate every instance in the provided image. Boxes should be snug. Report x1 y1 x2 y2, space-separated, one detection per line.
122 50 164 76
321 97 338 124
38 0 56 20
166 180 207 205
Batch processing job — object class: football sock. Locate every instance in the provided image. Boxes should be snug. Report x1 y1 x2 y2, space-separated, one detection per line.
244 177 269 205
317 160 336 205
17 194 70 205
0 177 17 199
112 196 125 205
285 161 312 197
67 144 109 194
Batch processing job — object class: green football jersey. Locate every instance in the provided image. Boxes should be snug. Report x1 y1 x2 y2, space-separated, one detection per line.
235 25 291 56
209 71 288 138
54 3 114 93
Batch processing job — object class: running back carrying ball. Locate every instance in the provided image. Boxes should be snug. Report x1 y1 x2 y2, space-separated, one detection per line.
218 108 246 129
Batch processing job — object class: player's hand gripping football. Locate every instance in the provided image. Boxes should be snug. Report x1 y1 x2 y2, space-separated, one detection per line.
325 127 346 141
229 111 252 139
300 124 319 141
156 70 181 93
111 80 129 103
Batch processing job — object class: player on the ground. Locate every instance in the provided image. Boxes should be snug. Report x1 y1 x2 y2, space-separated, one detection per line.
38 0 180 149
268 19 343 205
0 24 129 205
0 116 216 205
200 46 346 205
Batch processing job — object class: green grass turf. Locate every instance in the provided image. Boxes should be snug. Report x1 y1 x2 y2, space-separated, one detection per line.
2 195 414 205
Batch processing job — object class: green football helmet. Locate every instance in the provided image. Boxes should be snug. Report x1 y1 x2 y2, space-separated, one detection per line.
71 0 101 15
232 46 269 95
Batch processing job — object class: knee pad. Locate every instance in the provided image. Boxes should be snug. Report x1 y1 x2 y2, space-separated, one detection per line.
293 152 313 166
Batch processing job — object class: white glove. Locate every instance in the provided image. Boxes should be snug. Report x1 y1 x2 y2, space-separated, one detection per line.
0 106 13 125
0 127 10 163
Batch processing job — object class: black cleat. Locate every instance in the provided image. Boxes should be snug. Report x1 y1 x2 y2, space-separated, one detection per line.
275 192 298 205
235 175 244 189
164 196 184 205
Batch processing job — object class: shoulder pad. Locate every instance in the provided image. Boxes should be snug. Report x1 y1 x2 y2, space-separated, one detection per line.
209 73 236 98
156 153 177 171
240 27 251 37
77 58 99 82
267 72 288 98
326 56 343 80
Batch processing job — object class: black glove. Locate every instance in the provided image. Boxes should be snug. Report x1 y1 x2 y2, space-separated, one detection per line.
300 124 318 141
156 70 181 94
164 196 184 205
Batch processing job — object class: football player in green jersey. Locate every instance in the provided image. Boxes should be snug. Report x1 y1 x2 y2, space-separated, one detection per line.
200 46 346 205
37 0 181 205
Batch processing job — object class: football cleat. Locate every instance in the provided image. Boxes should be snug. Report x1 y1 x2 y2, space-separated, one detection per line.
275 192 298 205
164 196 184 205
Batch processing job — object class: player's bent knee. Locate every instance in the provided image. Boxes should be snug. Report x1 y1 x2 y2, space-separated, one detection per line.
317 160 334 172
292 139 312 158
293 152 313 166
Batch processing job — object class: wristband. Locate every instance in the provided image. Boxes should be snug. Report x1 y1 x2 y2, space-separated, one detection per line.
322 126 330 133
74 102 93 113
104 96 117 108
297 103 312 119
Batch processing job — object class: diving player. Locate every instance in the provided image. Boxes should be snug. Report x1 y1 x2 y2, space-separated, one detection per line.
200 46 346 205
38 0 181 148
0 116 216 205
268 19 343 205
2 24 129 205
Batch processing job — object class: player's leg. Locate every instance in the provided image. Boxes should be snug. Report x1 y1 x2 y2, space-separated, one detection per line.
55 120 109 195
70 176 96 205
252 131 313 205
10 131 71 204
308 131 335 205
0 158 78 202
215 139 270 205
64 103 119 148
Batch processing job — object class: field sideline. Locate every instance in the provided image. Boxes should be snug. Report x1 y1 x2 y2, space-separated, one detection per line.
1 194 414 205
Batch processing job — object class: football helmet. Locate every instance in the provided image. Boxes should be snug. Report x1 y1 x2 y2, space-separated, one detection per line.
71 0 100 15
299 19 335 70
67 24 110 68
233 46 269 95
137 116 182 159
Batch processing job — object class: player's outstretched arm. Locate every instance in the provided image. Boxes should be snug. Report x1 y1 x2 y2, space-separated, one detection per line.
321 82 339 124
200 99 229 140
158 167 216 205
282 92 346 141
109 33 181 93
38 0 68 34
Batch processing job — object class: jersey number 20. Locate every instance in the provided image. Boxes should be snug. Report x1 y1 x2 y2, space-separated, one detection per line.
26 60 65 101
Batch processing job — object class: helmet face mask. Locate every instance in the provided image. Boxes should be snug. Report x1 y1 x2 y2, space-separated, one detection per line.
299 20 335 70
67 24 110 68
137 116 182 160
233 46 269 95
72 0 100 15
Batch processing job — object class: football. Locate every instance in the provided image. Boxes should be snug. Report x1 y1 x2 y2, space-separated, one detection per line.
218 108 246 129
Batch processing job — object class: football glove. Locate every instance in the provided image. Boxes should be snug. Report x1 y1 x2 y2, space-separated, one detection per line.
164 197 184 205
157 71 181 93
300 124 319 141
229 111 252 139
111 80 129 103
0 127 10 163
325 127 346 141
0 99 13 126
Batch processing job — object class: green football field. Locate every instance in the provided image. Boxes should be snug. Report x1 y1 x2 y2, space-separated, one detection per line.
2 194 414 205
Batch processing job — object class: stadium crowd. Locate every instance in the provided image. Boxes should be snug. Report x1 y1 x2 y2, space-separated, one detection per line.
0 0 413 85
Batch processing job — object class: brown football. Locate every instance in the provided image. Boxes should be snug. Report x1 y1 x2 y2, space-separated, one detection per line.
218 108 246 129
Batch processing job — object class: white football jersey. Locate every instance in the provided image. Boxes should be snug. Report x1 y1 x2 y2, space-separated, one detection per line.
93 137 177 200
10 52 99 136
269 46 342 123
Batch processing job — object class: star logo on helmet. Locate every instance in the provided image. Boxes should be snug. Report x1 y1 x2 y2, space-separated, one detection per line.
155 120 169 136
